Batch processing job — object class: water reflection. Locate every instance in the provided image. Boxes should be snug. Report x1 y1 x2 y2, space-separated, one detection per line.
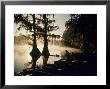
14 44 80 73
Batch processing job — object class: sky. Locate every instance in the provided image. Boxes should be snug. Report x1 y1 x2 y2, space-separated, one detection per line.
14 14 70 37
50 14 70 36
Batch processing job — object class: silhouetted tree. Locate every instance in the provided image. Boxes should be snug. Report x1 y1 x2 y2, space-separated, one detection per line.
63 14 82 48
14 14 42 70
63 14 97 54
14 14 59 67
40 14 59 66
76 14 97 54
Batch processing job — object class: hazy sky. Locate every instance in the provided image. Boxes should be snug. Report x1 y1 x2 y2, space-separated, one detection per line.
14 14 70 36
50 14 70 36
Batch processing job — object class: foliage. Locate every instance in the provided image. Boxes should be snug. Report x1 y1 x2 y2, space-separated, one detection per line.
62 14 97 53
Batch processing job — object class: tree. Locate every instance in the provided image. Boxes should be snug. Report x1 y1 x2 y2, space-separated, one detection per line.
76 14 97 54
14 14 59 68
62 14 82 48
29 14 42 70
40 14 59 66
63 14 97 54
14 14 42 70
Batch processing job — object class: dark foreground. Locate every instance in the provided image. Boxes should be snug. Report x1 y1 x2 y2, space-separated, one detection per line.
15 53 97 76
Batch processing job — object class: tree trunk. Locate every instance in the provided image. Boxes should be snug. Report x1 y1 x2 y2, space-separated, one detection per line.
30 14 41 70
42 14 50 66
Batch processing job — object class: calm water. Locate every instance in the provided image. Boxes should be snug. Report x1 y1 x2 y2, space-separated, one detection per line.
14 43 81 73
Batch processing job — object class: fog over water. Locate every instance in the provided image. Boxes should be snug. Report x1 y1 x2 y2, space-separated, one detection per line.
14 14 80 73
14 41 81 73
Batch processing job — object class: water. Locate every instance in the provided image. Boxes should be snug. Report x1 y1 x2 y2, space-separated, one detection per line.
14 43 81 73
